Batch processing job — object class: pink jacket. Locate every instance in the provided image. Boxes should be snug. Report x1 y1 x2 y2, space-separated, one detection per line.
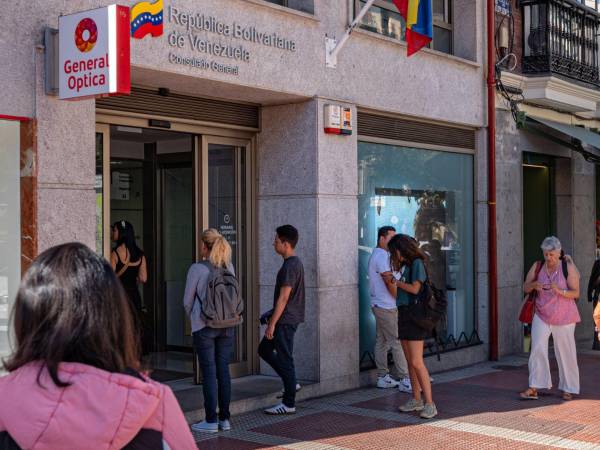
0 362 196 449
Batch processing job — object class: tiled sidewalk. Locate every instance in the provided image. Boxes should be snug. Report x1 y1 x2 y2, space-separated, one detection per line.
192 350 600 449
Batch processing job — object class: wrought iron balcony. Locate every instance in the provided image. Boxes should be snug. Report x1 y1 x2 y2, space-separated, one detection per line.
521 0 600 87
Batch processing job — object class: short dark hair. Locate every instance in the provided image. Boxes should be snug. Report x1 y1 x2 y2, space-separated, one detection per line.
3 243 140 387
378 226 396 241
276 225 299 248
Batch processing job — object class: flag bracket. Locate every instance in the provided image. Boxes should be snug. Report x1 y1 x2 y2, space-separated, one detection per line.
325 0 376 68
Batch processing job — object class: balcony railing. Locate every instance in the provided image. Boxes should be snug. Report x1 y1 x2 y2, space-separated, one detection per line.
521 0 600 86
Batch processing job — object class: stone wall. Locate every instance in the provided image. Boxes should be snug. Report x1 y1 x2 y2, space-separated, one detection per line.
495 108 598 354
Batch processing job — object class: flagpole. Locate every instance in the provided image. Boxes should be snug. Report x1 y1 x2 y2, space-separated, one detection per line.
326 0 376 68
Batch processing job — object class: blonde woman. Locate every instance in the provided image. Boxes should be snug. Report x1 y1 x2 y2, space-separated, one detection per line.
183 229 236 433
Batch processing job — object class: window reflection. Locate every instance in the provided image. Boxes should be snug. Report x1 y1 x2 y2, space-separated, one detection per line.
358 0 453 54
358 142 475 366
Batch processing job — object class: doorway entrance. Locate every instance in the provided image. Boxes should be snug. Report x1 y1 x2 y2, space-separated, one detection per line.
96 123 254 381
522 153 556 272
522 152 556 352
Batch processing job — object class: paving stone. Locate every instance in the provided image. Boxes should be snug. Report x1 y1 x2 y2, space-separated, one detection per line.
196 436 287 450
192 350 600 449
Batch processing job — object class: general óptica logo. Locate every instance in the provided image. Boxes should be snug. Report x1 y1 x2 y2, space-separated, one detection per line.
74 17 98 53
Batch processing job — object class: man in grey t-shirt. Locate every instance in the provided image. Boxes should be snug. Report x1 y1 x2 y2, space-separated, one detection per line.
259 225 305 415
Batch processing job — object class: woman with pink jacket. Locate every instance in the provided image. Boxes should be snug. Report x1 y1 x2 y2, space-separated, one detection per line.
0 243 196 449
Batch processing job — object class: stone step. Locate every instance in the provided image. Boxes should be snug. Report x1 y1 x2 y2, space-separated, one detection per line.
170 375 319 424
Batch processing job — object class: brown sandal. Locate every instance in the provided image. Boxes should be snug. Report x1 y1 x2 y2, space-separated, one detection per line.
562 392 573 401
519 388 538 400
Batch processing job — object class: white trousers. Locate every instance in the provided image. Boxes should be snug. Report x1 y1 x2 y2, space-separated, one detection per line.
529 314 580 394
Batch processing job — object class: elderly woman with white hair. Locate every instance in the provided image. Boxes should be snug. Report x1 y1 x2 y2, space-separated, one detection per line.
520 236 581 401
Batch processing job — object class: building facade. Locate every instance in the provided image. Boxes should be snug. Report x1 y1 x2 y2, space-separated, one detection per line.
1 0 491 398
495 0 600 355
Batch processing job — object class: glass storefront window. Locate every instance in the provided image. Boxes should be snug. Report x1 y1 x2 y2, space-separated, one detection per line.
358 142 475 366
0 120 21 362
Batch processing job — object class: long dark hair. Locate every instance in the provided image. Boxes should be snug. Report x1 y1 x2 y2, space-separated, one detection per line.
387 234 427 272
113 220 143 261
3 243 141 387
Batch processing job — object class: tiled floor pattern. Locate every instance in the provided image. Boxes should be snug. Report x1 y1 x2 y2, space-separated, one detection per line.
192 351 600 449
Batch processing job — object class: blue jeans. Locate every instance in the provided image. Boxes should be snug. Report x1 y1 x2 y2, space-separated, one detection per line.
193 327 234 423
258 323 298 408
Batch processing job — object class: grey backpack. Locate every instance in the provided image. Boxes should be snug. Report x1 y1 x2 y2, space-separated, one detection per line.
197 261 243 328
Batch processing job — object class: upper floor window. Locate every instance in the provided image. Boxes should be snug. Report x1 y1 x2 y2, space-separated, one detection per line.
357 0 453 54
263 0 314 14
579 0 600 12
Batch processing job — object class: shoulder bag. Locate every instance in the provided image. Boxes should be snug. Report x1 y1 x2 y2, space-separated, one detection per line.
519 261 542 324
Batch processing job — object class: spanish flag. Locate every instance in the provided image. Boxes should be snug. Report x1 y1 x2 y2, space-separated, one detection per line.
392 0 433 56
130 0 163 39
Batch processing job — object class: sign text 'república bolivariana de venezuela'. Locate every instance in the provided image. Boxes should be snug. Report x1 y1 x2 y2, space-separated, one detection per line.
166 5 297 76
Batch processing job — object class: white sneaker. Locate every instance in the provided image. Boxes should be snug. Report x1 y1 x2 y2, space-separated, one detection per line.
264 402 296 415
398 376 412 393
377 374 400 389
277 383 302 398
191 420 218 433
219 419 231 431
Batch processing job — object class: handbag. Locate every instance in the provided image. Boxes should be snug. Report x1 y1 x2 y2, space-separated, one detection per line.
519 261 543 324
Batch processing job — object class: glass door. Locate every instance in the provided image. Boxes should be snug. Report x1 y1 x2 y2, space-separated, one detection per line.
157 157 194 352
97 120 255 382
200 136 254 378
108 126 196 381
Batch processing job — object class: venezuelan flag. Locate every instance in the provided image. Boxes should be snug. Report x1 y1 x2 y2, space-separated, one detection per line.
392 0 433 56
130 0 163 39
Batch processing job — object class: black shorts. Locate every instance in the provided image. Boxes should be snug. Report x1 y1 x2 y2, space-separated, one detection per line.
398 305 431 341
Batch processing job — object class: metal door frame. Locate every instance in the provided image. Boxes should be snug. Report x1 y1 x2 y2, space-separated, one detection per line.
95 123 111 259
200 135 255 378
96 114 257 380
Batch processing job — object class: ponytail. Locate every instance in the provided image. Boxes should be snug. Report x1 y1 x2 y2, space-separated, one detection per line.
201 229 232 269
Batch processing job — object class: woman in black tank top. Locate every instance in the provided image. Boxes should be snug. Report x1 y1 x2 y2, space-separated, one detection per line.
111 221 147 319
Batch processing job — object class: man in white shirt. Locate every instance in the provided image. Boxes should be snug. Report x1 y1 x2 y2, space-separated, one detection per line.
368 226 411 392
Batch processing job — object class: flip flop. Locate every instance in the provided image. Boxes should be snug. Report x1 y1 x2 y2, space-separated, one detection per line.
519 388 538 400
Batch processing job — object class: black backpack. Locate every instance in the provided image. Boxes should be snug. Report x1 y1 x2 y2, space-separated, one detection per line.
196 261 243 328
408 277 447 334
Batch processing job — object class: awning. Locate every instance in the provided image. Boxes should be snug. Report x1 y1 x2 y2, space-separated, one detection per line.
523 115 600 163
